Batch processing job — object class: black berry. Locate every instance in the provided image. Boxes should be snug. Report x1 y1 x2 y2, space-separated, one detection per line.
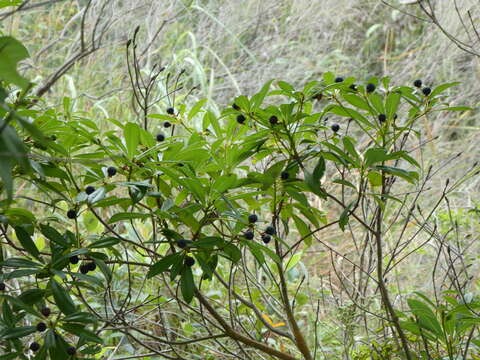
0 282 5 291
265 226 276 235
269 115 278 125
248 214 258 223
85 186 95 195
232 103 240 110
422 87 432 96
184 256 195 267
280 171 289 180
166 107 174 115
156 133 165 142
66 209 77 219
86 262 96 272
335 77 344 83
107 166 117 177
177 239 188 248
244 231 254 240
67 346 76 356
261 234 271 244
163 121 171 128
331 123 340 133
50 135 57 141
30 342 40 352
378 114 386 123
80 264 89 274
69 255 79 265
36 322 47 332
413 79 422 88
366 83 376 93
349 84 357 91
40 307 51 317
236 114 246 124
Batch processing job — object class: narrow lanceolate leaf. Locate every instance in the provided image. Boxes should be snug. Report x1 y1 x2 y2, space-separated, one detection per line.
14 226 41 260
50 279 76 315
147 253 181 279
180 267 195 303
123 122 140 159
0 326 36 340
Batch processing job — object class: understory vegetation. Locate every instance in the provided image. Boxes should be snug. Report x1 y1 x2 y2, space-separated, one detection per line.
0 1 480 359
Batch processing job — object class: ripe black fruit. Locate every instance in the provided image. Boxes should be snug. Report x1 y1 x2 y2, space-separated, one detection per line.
66 209 77 219
261 234 271 244
244 231 254 240
236 114 246 124
166 107 174 115
422 87 432 96
184 256 195 267
331 123 340 132
177 239 187 248
232 103 240 110
248 214 258 223
67 346 76 355
366 83 376 93
378 114 386 123
163 121 171 128
335 77 344 83
36 322 47 332
80 264 89 274
265 226 275 235
30 342 40 352
85 186 95 195
41 307 51 317
414 79 422 88
156 133 165 142
269 115 278 125
280 171 289 180
50 135 57 141
349 84 357 91
86 262 96 272
0 282 5 291
107 166 117 177
69 255 79 264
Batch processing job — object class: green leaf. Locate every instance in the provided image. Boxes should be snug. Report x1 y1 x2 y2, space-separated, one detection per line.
61 324 103 344
50 279 76 315
430 82 460 97
364 148 388 167
180 267 195 303
407 299 443 337
0 326 36 340
108 212 150 224
0 1 22 9
385 92 400 119
88 236 120 249
339 202 354 231
0 257 41 268
376 165 419 184
147 253 181 278
304 156 326 197
0 36 30 89
124 122 140 159
14 226 41 260
244 240 265 265
39 224 69 248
